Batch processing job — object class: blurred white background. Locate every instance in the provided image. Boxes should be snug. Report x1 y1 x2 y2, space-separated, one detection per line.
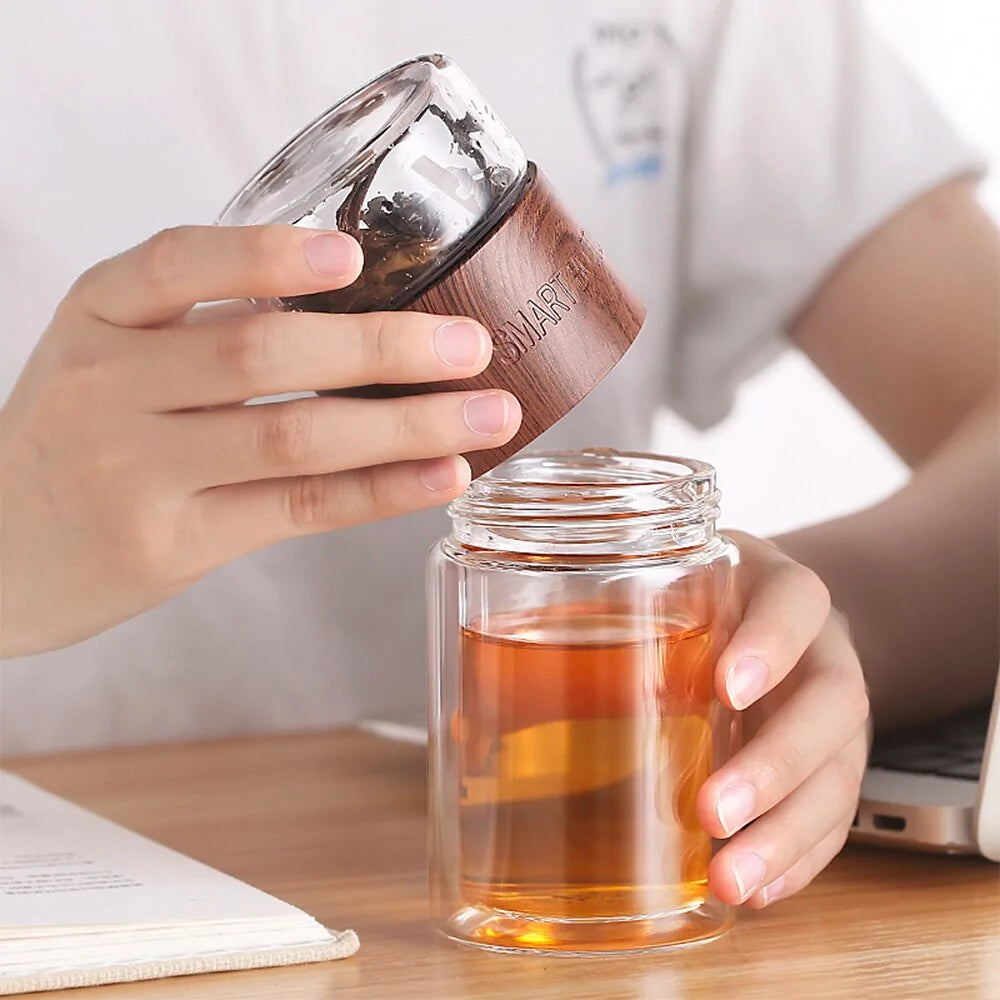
653 0 1000 537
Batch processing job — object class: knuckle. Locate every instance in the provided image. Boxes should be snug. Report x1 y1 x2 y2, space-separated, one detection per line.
245 226 290 286
284 467 407 533
364 313 401 374
81 445 130 487
218 315 279 388
285 474 338 532
67 263 103 313
113 508 190 585
789 563 830 613
142 227 189 291
258 399 317 470
45 366 99 416
754 759 784 800
33 346 111 423
57 335 110 383
359 465 411 520
35 439 119 508
393 398 435 454
754 737 806 797
127 519 170 574
246 224 278 265
360 465 392 518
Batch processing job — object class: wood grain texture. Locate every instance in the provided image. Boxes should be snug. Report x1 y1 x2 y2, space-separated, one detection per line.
400 165 646 477
7 730 999 1000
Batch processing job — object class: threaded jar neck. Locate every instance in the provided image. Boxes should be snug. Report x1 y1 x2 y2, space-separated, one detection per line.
447 449 721 560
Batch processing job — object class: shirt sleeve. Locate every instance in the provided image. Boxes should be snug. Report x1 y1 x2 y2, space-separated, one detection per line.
669 0 987 429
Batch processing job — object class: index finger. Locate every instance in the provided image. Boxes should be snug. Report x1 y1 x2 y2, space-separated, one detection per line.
70 225 363 327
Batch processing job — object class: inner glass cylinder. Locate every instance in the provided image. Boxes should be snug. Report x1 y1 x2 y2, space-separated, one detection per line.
428 450 739 954
218 54 529 313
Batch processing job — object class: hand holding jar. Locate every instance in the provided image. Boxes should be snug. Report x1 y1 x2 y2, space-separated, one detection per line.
697 531 870 910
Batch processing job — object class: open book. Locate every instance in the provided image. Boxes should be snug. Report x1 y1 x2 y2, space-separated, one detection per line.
0 772 358 996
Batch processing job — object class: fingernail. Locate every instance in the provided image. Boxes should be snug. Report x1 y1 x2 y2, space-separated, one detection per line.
304 232 359 277
726 656 769 710
759 875 786 907
732 852 768 903
717 781 757 836
463 393 509 436
420 457 462 492
435 320 488 369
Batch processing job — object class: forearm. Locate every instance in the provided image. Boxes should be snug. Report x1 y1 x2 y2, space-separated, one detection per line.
774 389 999 730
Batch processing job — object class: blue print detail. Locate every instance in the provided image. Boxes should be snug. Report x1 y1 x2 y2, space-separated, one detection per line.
572 21 679 188
607 153 664 186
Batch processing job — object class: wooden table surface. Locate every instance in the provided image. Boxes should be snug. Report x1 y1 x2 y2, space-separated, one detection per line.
7 729 999 1000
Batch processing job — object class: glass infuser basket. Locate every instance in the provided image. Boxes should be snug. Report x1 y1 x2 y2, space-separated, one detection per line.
219 56 645 477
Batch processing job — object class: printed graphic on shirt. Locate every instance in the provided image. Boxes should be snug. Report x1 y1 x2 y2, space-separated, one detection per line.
572 20 681 186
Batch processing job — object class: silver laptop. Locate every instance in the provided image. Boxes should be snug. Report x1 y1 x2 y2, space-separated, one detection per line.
362 670 1000 861
851 668 999 860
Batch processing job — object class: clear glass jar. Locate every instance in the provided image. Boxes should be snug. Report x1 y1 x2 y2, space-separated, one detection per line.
428 450 740 954
218 54 529 314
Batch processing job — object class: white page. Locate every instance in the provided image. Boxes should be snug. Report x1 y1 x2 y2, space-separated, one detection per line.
359 706 428 746
0 772 319 929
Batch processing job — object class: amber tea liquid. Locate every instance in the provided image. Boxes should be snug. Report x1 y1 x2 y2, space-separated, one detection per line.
456 603 723 951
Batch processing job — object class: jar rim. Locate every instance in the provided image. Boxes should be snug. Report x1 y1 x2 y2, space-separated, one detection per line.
218 54 446 228
448 449 721 558
451 449 716 516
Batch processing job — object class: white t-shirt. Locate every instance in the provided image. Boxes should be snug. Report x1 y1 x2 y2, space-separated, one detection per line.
0 0 979 752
